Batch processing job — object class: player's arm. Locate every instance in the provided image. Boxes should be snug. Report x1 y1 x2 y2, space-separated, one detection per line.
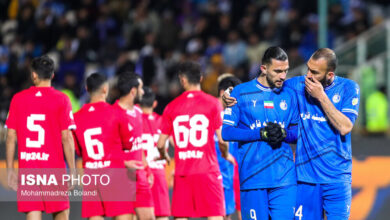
305 77 353 135
62 130 76 171
156 134 170 163
6 129 17 191
216 128 235 164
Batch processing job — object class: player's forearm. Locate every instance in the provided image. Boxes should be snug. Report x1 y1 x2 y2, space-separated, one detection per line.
216 129 229 158
5 129 17 169
285 124 298 144
62 130 76 169
318 94 353 135
222 124 261 142
157 134 169 156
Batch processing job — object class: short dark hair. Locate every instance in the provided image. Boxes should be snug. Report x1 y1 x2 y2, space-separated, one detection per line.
31 55 55 79
86 73 107 94
139 86 155 107
177 61 202 84
261 46 288 66
117 72 141 97
311 48 337 72
218 76 242 92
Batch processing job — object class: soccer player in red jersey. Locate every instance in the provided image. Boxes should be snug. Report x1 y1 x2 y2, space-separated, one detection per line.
72 73 141 219
140 87 170 220
5 55 76 220
112 72 155 220
156 61 229 219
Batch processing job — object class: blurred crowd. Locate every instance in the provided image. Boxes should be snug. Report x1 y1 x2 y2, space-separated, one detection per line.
0 0 390 122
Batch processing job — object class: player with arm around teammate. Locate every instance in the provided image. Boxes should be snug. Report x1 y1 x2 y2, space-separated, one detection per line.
221 47 300 220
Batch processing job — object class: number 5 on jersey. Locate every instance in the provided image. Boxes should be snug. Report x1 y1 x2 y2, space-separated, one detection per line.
173 114 209 148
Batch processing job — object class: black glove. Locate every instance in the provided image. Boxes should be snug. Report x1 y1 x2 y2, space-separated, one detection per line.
260 122 287 148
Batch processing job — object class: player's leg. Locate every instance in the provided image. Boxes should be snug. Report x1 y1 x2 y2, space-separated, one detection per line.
88 216 104 220
135 207 155 220
26 211 42 220
113 214 132 220
207 216 223 220
268 184 296 220
193 172 225 218
240 189 268 220
52 209 69 220
295 181 323 220
322 182 351 220
156 217 169 220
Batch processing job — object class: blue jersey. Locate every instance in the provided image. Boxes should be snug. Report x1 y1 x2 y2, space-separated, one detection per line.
285 76 360 183
222 79 299 190
215 137 235 189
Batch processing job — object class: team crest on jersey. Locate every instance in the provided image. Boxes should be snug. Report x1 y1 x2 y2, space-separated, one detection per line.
352 98 359 106
252 99 257 107
280 100 287 110
332 94 341 103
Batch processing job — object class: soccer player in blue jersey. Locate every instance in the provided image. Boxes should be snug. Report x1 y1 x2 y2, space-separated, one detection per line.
216 75 242 220
284 48 359 220
222 46 299 220
223 48 360 220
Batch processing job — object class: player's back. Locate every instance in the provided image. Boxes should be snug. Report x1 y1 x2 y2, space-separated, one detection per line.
6 86 75 168
161 90 223 176
73 102 131 169
141 112 166 170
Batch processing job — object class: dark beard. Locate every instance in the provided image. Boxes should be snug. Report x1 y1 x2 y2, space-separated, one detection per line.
266 75 276 88
320 76 332 87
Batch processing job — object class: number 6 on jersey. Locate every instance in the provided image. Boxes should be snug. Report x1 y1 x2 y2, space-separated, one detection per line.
173 114 209 148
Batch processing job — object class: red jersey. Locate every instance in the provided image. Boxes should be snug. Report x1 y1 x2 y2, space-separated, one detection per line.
112 101 143 161
160 90 223 175
72 102 133 169
141 112 166 170
5 86 75 168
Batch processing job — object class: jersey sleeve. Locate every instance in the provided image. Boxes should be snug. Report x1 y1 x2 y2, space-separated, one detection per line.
341 82 360 124
117 112 133 150
289 89 300 125
59 95 76 130
222 88 240 127
5 96 18 129
160 105 173 135
72 130 82 157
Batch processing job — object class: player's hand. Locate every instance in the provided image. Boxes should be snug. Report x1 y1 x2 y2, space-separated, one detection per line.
68 168 77 191
148 173 154 188
305 75 326 100
260 122 287 148
124 160 145 170
155 151 171 165
7 168 18 191
222 87 237 107
224 153 236 165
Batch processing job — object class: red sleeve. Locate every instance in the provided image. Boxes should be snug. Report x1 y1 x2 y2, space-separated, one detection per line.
59 95 76 131
5 96 18 129
118 112 133 150
160 105 173 135
211 100 223 130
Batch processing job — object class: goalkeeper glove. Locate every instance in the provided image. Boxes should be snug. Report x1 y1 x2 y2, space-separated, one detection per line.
260 122 287 148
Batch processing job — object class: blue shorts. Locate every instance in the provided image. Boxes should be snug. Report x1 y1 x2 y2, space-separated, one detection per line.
295 181 351 220
241 185 296 220
224 187 236 215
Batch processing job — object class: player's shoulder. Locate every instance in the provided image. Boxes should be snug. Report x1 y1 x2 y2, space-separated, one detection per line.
231 79 256 95
134 105 143 114
337 76 359 88
284 75 304 89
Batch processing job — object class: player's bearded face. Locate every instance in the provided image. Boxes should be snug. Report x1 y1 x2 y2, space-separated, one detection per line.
265 60 289 89
134 79 144 103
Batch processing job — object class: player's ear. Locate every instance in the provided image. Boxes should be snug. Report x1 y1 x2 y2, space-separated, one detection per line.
327 71 335 79
200 76 203 83
51 73 54 80
152 100 158 109
260 65 267 75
